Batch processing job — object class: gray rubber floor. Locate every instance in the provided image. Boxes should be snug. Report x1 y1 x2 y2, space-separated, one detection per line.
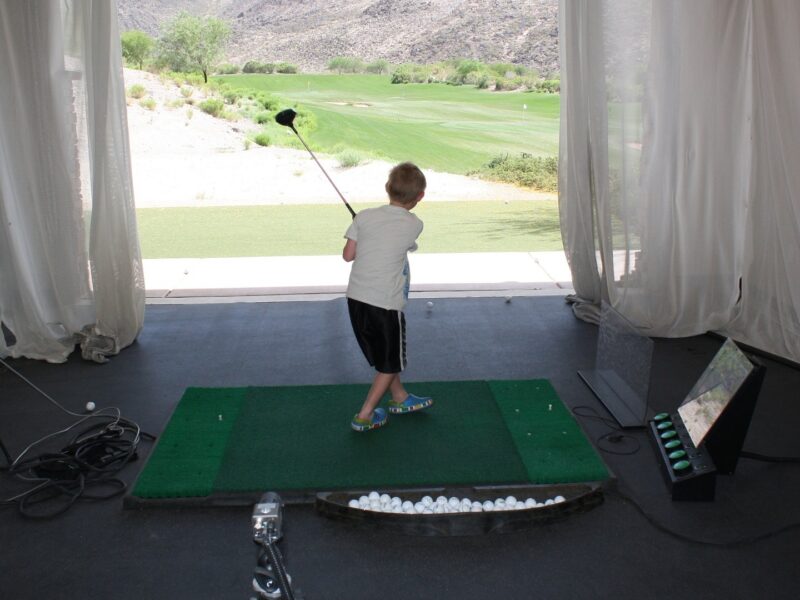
1 296 798 599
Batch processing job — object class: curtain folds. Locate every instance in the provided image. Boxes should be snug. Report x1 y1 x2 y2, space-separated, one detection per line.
559 0 800 363
0 1 144 363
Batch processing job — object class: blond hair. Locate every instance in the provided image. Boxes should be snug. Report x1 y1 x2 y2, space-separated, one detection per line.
385 162 426 205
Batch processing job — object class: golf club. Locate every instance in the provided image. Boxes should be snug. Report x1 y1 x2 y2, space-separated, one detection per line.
275 108 356 219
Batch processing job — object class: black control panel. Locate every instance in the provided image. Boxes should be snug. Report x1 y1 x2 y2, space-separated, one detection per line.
648 412 717 501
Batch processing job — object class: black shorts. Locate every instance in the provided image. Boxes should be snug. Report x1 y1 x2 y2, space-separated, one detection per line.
347 298 406 374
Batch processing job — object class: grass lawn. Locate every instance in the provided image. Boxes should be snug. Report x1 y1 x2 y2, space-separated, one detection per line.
218 74 560 174
137 200 562 259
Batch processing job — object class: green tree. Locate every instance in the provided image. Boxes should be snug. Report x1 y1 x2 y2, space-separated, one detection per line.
120 30 154 69
366 59 389 74
327 56 364 74
157 12 230 83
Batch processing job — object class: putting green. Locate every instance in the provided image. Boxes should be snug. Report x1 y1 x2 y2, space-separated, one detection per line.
130 380 609 502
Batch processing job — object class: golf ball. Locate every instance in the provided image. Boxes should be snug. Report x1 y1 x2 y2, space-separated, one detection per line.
368 491 380 501
505 296 512 303
348 499 360 509
85 401 96 411
426 301 434 309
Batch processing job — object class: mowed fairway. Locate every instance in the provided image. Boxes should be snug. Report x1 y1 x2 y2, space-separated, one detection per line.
219 74 559 174
136 200 562 258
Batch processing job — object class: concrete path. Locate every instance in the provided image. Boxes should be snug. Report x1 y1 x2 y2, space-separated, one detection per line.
144 251 573 302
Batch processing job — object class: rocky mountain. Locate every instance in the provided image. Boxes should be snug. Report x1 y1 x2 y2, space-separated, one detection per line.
117 0 559 75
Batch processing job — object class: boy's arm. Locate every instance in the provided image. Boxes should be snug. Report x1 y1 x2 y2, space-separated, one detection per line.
342 238 356 262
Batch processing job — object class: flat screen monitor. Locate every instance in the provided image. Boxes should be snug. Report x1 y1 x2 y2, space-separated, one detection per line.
677 338 755 447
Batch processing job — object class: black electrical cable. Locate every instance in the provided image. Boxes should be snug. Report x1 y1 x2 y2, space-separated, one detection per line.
1 416 154 519
0 356 155 518
572 405 642 455
569 405 800 545
608 486 800 547
0 437 12 470
740 451 800 464
264 540 295 600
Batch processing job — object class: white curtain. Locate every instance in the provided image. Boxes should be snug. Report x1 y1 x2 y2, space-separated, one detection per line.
0 1 144 363
559 0 800 363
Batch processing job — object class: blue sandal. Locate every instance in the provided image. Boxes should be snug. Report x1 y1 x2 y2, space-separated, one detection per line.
388 394 433 414
351 407 388 432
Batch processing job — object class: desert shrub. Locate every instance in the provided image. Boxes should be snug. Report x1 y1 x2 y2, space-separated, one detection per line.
221 110 239 121
468 154 558 192
127 84 146 99
390 63 431 84
180 86 193 98
216 63 240 74
139 97 156 110
328 56 365 73
476 74 491 89
337 149 365 168
490 62 518 78
535 79 560 93
366 59 389 74
254 133 270 147
184 73 205 87
199 98 224 116
243 61 275 74
260 96 280 111
391 65 412 84
254 111 272 124
166 98 185 108
276 62 298 74
242 61 263 73
292 108 317 132
223 89 240 104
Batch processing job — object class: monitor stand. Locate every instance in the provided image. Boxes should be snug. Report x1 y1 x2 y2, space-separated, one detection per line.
578 368 648 428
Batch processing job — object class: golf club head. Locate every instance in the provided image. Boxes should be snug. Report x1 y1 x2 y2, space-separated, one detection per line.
275 108 297 131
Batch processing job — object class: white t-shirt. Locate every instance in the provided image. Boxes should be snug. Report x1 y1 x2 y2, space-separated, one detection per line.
344 204 424 311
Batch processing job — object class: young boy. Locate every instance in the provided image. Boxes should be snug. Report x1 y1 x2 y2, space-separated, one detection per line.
342 162 433 432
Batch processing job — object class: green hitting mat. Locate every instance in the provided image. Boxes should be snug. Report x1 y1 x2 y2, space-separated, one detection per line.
127 380 609 506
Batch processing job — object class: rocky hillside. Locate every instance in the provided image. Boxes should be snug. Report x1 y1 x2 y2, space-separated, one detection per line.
117 0 559 75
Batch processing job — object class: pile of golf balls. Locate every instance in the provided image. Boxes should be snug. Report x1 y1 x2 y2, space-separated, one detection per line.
346 491 566 514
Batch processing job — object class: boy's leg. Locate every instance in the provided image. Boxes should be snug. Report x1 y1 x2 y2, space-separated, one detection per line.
387 373 433 414
389 374 408 403
357 372 397 421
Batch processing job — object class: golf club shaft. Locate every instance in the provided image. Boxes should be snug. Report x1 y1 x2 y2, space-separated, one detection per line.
291 128 356 219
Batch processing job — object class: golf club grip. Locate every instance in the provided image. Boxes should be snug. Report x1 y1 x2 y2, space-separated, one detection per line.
291 129 356 219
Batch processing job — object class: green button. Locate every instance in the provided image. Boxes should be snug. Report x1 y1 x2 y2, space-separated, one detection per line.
668 450 687 460
664 440 682 449
672 460 692 472
657 421 673 430
654 412 670 421
660 430 677 440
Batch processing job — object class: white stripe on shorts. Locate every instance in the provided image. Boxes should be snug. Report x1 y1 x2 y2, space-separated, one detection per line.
398 311 405 371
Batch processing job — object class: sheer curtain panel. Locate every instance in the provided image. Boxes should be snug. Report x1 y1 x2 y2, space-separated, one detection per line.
559 0 800 363
0 1 144 363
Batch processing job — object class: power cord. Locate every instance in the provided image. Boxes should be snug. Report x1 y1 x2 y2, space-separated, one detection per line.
740 451 800 464
0 356 154 519
608 486 800 547
571 405 641 455
570 402 800 545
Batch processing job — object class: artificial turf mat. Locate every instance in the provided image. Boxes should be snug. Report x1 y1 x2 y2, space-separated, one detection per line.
130 380 609 503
